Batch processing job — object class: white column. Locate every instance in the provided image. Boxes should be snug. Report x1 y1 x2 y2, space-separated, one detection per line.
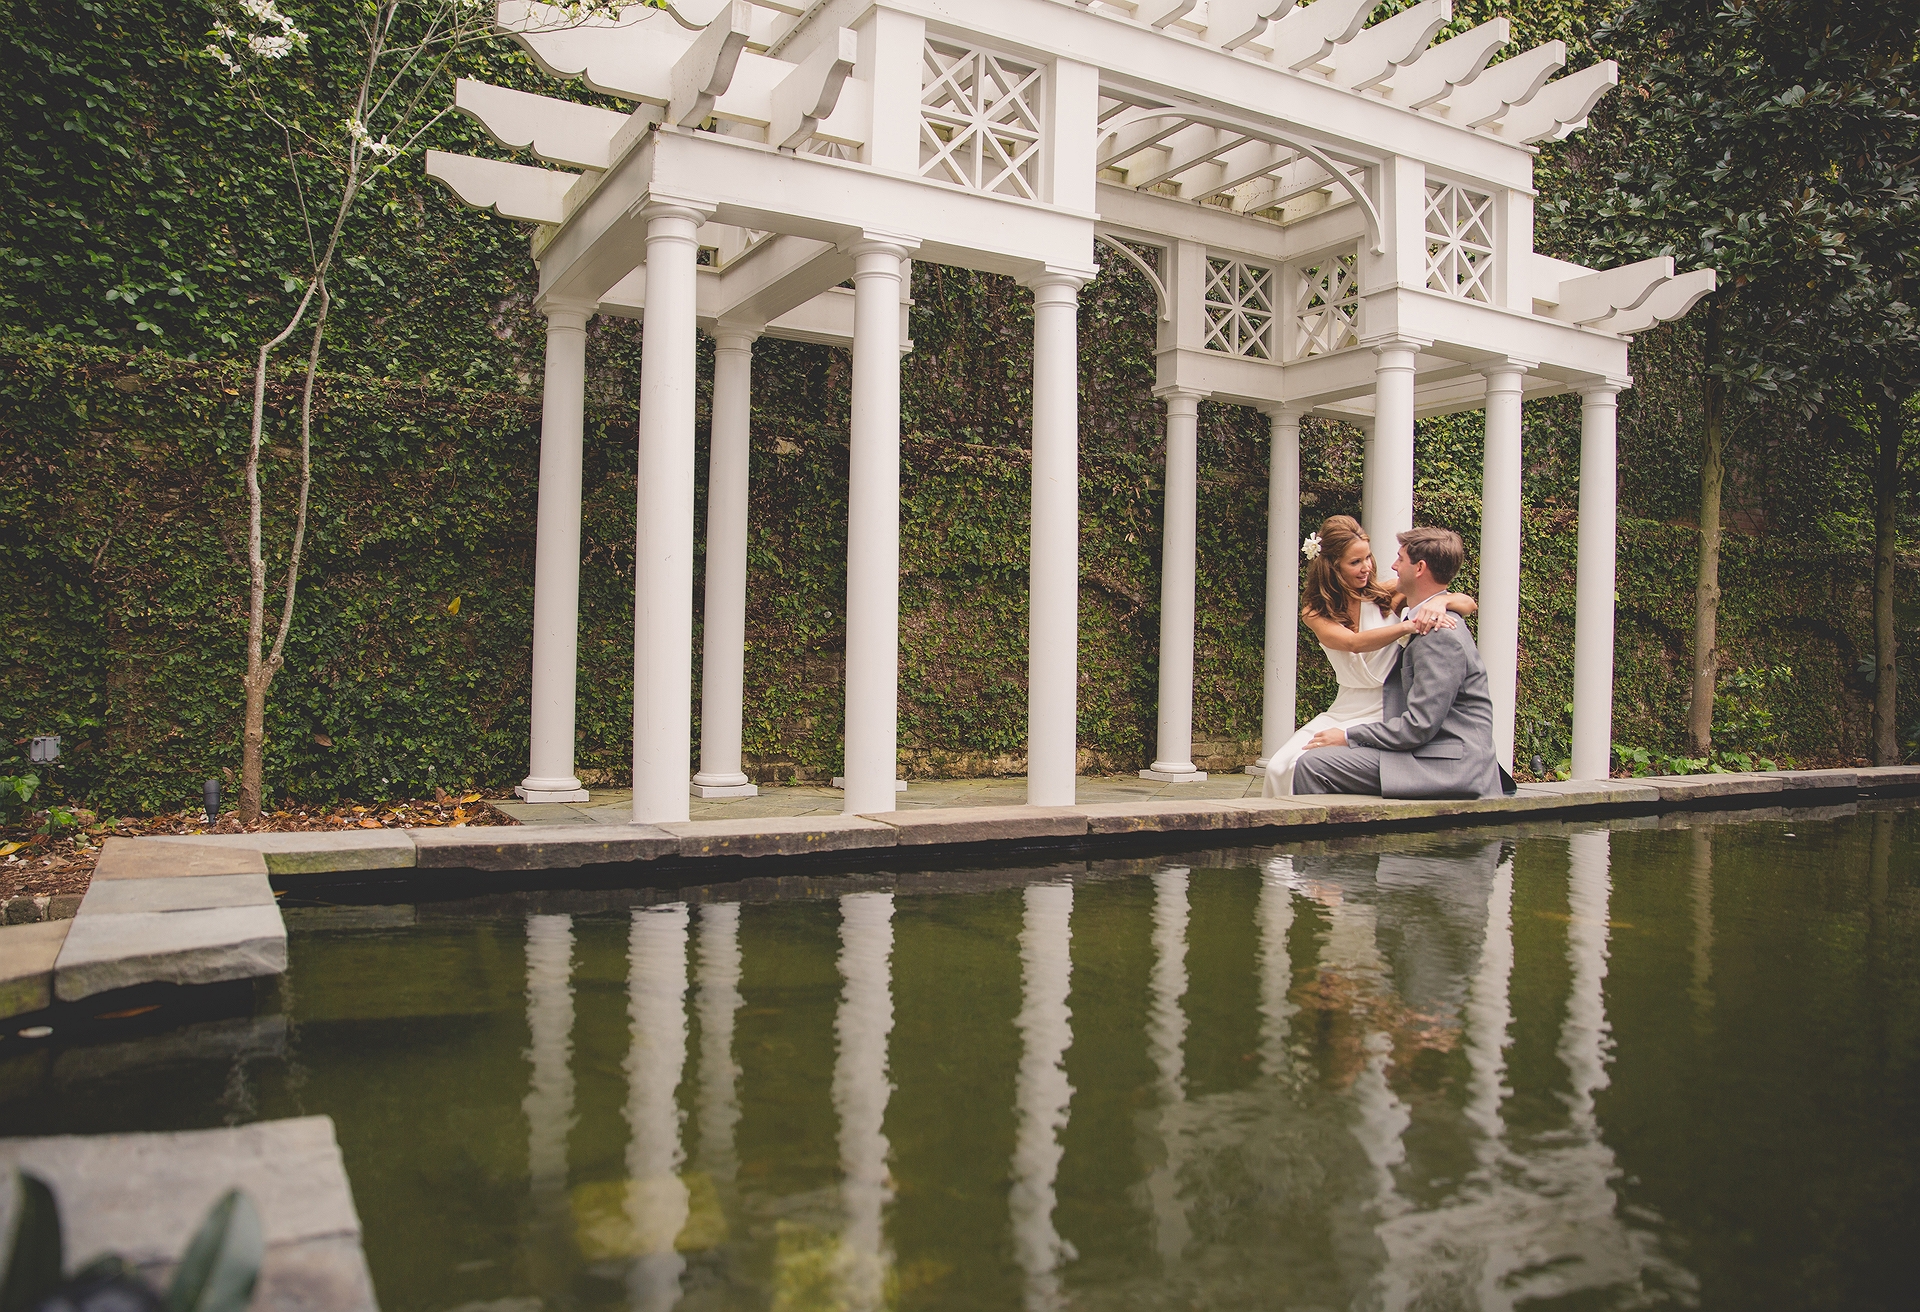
632 200 711 825
1144 388 1206 782
524 914 576 1212
1253 408 1301 772
1359 417 1379 542
1011 882 1075 1312
519 303 593 803
835 892 897 1311
1370 340 1422 574
841 238 917 816
693 331 759 799
1561 832 1613 1123
1027 272 1087 807
1479 363 1529 772
1463 853 1515 1146
625 903 691 1310
1571 385 1621 780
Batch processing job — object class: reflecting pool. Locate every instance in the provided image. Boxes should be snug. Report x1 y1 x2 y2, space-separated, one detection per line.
5 807 1919 1310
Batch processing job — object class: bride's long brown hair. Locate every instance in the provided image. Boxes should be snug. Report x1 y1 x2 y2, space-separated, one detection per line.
1301 515 1397 630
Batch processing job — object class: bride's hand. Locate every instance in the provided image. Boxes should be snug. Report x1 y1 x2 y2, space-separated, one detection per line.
1411 596 1457 634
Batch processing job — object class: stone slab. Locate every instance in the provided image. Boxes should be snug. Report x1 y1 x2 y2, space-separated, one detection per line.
0 1116 374 1312
1075 801 1256 834
1517 779 1663 802
78 872 275 917
1772 769 1859 792
865 806 1089 846
413 823 680 869
0 919 70 1020
660 815 898 859
54 904 287 1002
1854 765 1920 791
1638 773 1785 802
143 830 419 874
93 837 267 881
1223 798 1331 825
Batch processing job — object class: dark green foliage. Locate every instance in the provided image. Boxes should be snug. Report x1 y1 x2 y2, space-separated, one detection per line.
1 1174 62 1312
162 1191 262 1312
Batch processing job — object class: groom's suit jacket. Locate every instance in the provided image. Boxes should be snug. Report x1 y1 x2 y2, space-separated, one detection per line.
1344 618 1502 800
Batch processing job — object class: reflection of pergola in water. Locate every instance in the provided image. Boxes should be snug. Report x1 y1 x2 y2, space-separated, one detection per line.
516 834 1685 1309
430 0 1715 821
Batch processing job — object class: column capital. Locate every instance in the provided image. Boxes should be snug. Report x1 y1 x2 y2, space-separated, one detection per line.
1153 385 1207 413
635 194 716 229
1579 376 1631 400
1020 264 1098 295
840 231 921 262
1257 403 1303 423
536 296 596 330
1365 334 1431 361
713 324 760 351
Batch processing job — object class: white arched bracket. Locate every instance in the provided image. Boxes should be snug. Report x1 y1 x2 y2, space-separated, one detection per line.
1093 233 1172 321
1099 108 1384 255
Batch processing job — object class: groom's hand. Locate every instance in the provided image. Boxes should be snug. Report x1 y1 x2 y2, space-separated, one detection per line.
1307 727 1348 750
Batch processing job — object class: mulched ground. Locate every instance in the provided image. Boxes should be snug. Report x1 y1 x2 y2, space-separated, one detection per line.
0 792 519 901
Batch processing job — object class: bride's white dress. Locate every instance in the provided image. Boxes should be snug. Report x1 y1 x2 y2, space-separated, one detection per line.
1262 600 1402 797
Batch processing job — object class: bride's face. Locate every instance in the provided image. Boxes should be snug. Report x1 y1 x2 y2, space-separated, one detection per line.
1338 538 1373 592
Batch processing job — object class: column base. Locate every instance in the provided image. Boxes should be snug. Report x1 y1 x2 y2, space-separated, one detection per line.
515 784 590 803
690 780 759 798
1244 759 1270 776
831 777 908 792
1140 768 1209 783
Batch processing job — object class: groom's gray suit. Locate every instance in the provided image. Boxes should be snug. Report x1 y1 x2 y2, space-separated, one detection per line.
1293 615 1503 800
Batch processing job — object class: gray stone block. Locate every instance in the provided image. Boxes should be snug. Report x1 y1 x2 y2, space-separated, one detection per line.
1640 773 1785 802
94 837 266 881
0 919 70 1020
1518 779 1663 802
661 815 898 859
1854 765 1920 791
49 893 82 920
0 1117 372 1312
78 873 275 917
1772 769 1859 792
865 806 1089 846
1076 801 1258 834
1223 798 1330 826
55 904 287 1001
413 823 679 869
142 830 419 874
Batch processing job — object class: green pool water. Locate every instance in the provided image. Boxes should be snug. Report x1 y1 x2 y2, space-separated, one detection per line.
5 807 1919 1310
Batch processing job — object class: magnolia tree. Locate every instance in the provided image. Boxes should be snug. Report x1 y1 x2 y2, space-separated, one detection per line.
206 0 633 821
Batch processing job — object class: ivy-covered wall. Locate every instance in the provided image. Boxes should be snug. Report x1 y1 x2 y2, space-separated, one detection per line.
3 0 1913 812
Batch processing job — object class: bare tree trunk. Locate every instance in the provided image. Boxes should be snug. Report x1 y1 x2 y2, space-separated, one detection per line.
1872 387 1904 764
239 284 329 822
1687 303 1726 756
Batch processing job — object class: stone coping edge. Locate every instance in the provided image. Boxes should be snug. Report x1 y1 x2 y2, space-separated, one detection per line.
73 765 1901 888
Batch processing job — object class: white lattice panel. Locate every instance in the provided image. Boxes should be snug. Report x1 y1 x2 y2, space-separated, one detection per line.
1425 181 1496 302
1294 251 1359 357
1203 256 1277 359
920 40 1044 200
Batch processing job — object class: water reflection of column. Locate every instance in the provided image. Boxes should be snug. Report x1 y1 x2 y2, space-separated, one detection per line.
1258 858 1298 1076
1145 868 1190 1265
1463 853 1515 1147
1011 882 1075 1311
1688 828 1715 1029
696 903 743 1188
1561 831 1614 1125
835 892 896 1311
525 914 577 1213
626 904 691 1311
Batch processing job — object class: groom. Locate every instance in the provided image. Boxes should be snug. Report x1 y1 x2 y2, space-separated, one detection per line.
1293 526 1508 800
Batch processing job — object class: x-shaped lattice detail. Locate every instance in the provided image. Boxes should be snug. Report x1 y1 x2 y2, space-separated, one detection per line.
920 41 1043 200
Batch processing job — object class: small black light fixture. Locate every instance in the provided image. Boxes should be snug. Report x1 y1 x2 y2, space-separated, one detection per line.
28 736 59 765
1531 754 1546 778
203 779 222 824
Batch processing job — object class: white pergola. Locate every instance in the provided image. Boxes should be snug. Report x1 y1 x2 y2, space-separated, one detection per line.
428 0 1715 823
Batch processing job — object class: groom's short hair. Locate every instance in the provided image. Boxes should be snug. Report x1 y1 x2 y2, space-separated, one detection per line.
1399 527 1465 585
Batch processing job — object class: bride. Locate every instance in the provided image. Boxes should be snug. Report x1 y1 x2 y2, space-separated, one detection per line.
1262 514 1478 797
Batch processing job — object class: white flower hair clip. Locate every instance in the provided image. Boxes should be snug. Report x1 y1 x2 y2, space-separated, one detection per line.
1301 532 1322 561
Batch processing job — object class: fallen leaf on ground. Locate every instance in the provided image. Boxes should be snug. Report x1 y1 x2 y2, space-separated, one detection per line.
357 818 384 829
